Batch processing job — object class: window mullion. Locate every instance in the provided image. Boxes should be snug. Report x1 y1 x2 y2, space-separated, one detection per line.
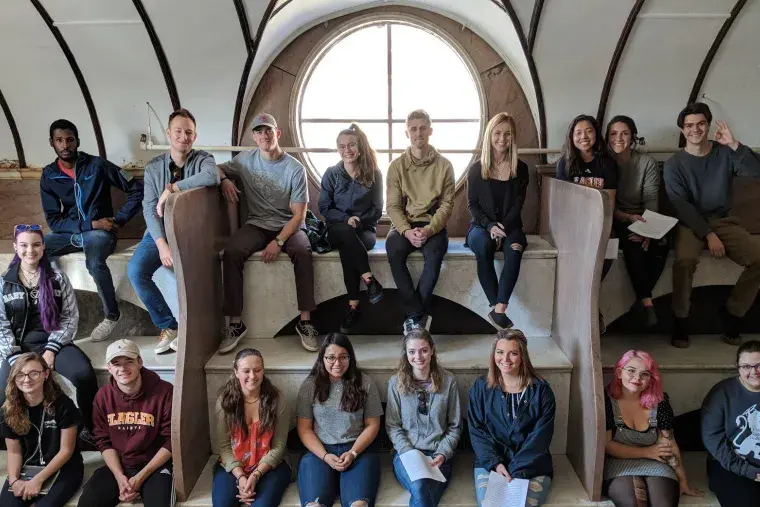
387 23 393 166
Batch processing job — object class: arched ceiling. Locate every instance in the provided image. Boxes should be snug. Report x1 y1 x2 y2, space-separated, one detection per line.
1 0 758 167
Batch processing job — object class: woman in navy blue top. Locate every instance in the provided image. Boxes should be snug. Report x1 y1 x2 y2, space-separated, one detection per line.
468 329 556 507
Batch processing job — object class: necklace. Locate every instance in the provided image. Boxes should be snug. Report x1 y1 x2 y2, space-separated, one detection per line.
244 398 260 404
19 269 40 300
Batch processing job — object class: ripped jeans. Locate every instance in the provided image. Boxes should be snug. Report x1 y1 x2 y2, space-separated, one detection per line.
474 468 552 507
298 442 381 507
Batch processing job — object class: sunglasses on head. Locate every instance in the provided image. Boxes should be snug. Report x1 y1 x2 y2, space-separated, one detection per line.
417 390 428 415
14 224 42 234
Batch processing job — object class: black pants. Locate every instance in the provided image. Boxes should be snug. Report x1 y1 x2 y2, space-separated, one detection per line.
467 226 527 306
386 224 448 320
0 344 97 431
613 220 669 300
77 463 173 507
0 456 83 507
327 223 377 301
708 457 760 507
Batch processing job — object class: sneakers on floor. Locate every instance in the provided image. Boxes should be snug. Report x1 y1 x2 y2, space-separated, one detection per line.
219 322 248 354
91 313 121 342
296 320 320 352
340 306 362 334
719 306 742 346
488 310 514 330
155 328 178 354
365 277 384 305
671 317 690 348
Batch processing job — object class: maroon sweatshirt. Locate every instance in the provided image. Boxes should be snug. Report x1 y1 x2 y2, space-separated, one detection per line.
92 367 173 468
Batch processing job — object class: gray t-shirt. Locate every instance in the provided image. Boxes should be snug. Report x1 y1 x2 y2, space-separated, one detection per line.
221 149 308 231
296 374 384 445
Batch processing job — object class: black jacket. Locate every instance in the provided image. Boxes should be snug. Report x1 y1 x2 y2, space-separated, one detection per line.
40 152 143 234
318 163 383 232
467 160 529 233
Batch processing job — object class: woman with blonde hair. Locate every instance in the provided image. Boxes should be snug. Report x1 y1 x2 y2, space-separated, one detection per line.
467 113 529 330
1 352 83 507
386 329 462 506
468 329 555 507
318 124 384 334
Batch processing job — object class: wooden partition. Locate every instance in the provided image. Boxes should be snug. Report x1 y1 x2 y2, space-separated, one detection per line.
540 177 612 501
164 187 232 500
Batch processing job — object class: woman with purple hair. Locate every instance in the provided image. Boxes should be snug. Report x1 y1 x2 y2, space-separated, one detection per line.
0 224 98 440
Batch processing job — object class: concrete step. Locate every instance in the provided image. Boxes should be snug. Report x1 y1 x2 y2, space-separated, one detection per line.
75 334 177 385
205 335 572 455
601 333 749 416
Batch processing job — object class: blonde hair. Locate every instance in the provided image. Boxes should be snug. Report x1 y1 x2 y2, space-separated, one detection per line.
396 329 444 394
486 329 541 391
480 113 518 180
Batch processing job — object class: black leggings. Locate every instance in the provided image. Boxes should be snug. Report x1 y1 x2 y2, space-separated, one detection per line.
326 223 376 301
0 457 84 507
605 475 680 507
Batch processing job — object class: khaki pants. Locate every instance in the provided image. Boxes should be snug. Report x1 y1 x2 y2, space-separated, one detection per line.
672 216 760 318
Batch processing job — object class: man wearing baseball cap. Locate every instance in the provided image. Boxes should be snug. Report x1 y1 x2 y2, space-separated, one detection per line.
77 339 174 507
217 113 320 353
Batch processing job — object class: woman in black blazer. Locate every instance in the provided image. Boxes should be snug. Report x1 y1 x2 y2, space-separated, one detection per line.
467 112 529 330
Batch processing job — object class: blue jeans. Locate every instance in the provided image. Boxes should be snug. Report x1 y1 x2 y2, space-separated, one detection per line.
45 230 119 319
298 442 381 507
127 232 178 330
212 461 291 507
474 468 552 507
392 451 451 507
467 226 527 307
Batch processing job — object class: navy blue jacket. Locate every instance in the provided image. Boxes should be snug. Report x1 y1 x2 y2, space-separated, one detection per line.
468 376 555 478
40 152 143 234
318 163 383 232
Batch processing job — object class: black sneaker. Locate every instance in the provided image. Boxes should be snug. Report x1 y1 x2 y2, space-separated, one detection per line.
365 277 384 304
219 322 247 354
296 320 320 352
671 317 690 348
488 310 514 330
719 306 742 346
403 316 422 335
340 306 362 334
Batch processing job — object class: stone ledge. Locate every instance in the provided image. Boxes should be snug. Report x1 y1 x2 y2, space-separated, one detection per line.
75 335 177 373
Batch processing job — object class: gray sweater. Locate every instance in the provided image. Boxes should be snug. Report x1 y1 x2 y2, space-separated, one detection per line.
616 151 660 215
385 369 462 460
142 150 219 241
664 142 760 238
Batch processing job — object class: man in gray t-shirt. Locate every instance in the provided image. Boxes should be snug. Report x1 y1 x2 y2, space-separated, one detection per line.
218 113 319 352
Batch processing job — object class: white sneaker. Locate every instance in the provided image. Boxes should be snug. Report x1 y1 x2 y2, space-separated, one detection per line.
155 329 178 354
91 313 121 342
169 337 179 352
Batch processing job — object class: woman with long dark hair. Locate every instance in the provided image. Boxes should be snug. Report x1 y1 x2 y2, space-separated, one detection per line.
604 350 700 506
296 333 383 506
467 112 529 330
386 329 462 506
1 352 83 506
318 124 384 333
213 348 291 506
606 116 669 328
0 225 97 436
468 329 555 507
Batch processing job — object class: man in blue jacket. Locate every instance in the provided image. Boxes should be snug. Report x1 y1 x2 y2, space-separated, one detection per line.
41 119 143 342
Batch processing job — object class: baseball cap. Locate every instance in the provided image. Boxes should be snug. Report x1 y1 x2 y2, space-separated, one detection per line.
106 339 141 363
252 113 277 131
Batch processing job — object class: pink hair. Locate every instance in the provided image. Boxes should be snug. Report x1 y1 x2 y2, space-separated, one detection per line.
606 350 663 409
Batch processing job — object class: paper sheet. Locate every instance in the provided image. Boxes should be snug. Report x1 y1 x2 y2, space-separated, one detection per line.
482 471 530 507
627 210 678 240
399 450 447 482
605 238 620 259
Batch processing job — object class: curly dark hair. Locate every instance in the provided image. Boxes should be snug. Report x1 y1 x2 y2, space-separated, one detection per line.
310 333 367 413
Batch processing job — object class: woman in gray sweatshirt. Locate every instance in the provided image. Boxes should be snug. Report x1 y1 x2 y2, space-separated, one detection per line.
386 329 462 507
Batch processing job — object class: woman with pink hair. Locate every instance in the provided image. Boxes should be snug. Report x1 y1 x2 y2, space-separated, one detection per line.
604 350 700 506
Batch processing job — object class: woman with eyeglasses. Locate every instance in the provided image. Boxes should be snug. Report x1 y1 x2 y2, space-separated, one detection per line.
468 329 555 507
318 124 384 334
386 329 462 506
604 350 700 506
213 348 291 507
701 340 760 506
296 333 383 507
1 352 83 507
0 224 98 439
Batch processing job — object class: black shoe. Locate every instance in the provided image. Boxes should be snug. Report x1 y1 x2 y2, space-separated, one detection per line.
671 317 690 348
365 277 384 305
340 306 362 334
599 312 607 335
488 310 514 330
719 306 742 345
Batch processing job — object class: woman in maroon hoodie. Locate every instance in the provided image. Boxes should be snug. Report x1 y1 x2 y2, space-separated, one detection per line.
76 339 174 507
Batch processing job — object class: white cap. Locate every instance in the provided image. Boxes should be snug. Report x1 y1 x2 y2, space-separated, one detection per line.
105 339 141 363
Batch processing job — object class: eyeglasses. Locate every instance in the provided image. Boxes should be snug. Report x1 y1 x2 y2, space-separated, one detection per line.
324 354 350 364
337 142 358 152
417 391 428 415
14 224 42 234
622 367 652 381
738 363 760 374
14 370 44 382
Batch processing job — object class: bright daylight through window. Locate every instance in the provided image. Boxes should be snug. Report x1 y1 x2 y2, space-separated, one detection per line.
295 18 484 196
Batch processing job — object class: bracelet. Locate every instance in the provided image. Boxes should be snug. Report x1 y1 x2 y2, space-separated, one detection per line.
322 451 329 461
349 450 359 459
236 474 245 484
252 469 262 481
220 176 228 182
9 478 18 487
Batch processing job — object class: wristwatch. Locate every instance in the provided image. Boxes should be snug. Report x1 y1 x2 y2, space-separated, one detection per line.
349 450 359 459
275 236 285 247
